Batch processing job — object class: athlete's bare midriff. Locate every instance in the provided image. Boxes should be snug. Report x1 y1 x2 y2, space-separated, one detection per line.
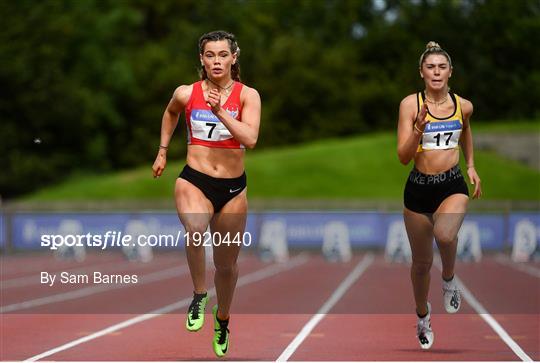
414 148 459 174
186 145 245 178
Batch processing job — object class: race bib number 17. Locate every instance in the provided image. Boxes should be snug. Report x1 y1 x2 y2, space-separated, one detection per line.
422 119 462 150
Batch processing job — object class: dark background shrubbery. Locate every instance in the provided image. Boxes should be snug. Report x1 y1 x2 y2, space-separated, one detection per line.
1 0 539 198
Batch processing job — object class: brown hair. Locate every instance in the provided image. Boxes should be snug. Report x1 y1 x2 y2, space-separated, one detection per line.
418 41 452 68
198 30 241 81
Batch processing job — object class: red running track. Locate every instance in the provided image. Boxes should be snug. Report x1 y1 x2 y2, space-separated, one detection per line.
1 251 538 361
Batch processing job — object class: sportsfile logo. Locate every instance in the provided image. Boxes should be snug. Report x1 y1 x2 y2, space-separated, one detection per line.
40 230 253 250
40 231 184 250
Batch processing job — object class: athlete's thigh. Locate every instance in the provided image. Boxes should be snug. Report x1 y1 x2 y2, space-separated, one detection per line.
433 194 468 242
404 207 434 262
175 178 213 232
210 190 248 265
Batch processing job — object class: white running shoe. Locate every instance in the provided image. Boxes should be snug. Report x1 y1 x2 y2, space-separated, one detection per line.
417 302 434 350
443 276 461 313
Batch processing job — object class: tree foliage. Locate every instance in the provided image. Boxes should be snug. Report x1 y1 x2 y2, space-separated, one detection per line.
1 0 539 198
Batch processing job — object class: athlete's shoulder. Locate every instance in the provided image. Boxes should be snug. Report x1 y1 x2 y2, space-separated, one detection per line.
456 94 473 118
399 93 418 109
172 84 195 105
240 84 261 102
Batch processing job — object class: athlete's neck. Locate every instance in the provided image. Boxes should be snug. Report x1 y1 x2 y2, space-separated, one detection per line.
206 77 234 91
424 87 449 105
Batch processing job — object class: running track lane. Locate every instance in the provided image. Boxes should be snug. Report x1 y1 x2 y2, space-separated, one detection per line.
1 255 184 306
1 254 264 360
283 255 536 361
22 254 370 361
452 256 539 360
3 253 536 361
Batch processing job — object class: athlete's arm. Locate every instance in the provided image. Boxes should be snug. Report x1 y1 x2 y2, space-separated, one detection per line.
152 85 191 178
397 94 428 165
207 86 261 149
459 98 482 198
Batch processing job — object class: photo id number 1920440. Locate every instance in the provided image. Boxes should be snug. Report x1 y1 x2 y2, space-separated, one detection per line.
185 231 252 247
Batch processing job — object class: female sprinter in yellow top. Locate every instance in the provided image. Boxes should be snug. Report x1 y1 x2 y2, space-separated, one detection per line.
152 30 261 357
397 41 482 350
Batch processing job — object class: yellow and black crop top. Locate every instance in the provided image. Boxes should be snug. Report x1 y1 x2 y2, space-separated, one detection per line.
417 91 463 152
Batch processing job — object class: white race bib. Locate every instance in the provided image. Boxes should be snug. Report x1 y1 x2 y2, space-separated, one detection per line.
190 109 233 141
422 119 462 150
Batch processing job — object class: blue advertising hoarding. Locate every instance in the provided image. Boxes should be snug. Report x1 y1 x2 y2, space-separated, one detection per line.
5 211 538 251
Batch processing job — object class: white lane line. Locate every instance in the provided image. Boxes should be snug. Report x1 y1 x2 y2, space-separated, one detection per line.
25 253 310 362
494 254 540 279
1 264 190 313
276 253 375 362
434 260 533 362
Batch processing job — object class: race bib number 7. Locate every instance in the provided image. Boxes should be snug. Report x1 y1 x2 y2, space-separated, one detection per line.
422 119 462 150
190 109 233 141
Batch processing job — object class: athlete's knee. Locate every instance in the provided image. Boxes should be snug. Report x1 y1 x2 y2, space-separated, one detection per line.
182 219 209 236
214 261 238 276
183 228 208 242
411 259 432 276
434 229 457 246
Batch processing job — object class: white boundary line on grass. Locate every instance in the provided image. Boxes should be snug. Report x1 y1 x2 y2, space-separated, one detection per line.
24 253 310 362
276 253 375 361
434 260 532 362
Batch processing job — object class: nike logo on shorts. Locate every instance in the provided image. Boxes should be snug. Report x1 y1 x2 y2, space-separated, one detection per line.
229 187 242 193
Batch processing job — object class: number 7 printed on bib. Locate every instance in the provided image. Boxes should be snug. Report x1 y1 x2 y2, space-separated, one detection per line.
190 109 234 141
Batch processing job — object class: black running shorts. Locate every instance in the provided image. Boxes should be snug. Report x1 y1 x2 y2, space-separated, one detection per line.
179 164 247 213
404 165 469 214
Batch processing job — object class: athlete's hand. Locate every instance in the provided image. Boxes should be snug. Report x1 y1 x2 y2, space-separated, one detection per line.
414 103 429 132
467 166 482 199
206 88 221 114
152 151 167 178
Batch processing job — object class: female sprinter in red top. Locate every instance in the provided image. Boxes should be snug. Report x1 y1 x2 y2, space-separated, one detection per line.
152 30 261 357
397 41 482 350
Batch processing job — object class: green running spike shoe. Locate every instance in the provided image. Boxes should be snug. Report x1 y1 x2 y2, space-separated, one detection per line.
186 292 208 332
212 305 230 357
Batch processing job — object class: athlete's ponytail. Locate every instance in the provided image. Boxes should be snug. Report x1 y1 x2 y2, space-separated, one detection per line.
418 41 452 68
198 30 241 82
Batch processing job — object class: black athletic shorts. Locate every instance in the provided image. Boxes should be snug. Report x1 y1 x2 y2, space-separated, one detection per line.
404 165 469 214
179 164 247 213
